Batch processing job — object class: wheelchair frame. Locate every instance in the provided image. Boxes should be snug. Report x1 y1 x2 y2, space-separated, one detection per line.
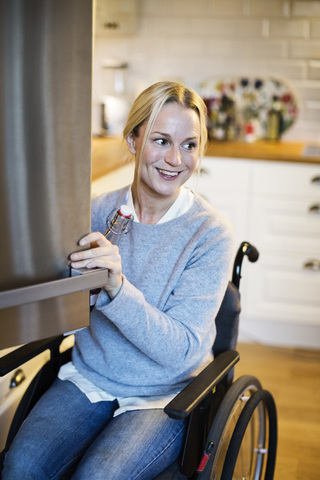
160 242 277 480
0 242 277 480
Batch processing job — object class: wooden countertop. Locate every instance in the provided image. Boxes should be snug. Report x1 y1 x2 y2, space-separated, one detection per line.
91 137 130 181
91 137 320 181
205 140 320 164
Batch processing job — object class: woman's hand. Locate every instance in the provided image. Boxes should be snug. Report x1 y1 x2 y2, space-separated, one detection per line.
70 232 123 300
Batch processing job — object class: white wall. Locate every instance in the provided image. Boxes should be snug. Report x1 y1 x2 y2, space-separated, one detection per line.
93 0 320 141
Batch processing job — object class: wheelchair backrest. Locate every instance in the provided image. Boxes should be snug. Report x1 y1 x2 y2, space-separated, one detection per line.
213 281 241 357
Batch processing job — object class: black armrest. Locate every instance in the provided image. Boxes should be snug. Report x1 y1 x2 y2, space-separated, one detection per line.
164 350 239 419
0 335 65 377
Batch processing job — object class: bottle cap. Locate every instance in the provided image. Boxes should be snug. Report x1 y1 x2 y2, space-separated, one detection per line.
119 205 133 218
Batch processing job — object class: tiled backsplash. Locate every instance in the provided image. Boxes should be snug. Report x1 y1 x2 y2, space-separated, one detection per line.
93 0 320 141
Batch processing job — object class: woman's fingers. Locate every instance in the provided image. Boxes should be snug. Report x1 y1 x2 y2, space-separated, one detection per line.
71 246 112 263
70 232 110 265
70 245 119 268
70 232 123 298
78 231 107 247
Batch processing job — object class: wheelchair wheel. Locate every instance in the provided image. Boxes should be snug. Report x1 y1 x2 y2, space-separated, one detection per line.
197 375 268 480
221 389 277 480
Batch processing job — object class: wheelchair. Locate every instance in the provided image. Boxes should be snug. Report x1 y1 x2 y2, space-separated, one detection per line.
0 242 277 480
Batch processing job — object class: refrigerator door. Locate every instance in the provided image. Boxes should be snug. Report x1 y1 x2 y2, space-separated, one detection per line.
0 0 97 348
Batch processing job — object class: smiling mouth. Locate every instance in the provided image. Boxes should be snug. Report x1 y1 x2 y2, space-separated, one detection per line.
157 168 180 178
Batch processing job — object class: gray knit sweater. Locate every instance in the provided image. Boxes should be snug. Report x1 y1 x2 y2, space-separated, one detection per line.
73 186 233 398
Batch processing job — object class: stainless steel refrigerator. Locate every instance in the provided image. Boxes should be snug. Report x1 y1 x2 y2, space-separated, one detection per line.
0 0 106 349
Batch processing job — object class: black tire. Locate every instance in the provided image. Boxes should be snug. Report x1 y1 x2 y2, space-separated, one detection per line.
221 389 277 480
198 375 264 480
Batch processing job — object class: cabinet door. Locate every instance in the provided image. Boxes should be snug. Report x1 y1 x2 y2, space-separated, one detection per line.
95 0 137 36
243 250 320 326
249 197 320 254
252 161 320 197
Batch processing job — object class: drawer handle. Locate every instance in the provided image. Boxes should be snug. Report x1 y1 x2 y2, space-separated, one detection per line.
104 21 120 30
309 203 320 214
303 259 320 271
10 368 26 388
311 176 320 185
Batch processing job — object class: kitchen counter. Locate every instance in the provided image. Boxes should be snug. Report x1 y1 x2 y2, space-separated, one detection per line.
205 140 320 164
91 137 130 181
91 137 320 181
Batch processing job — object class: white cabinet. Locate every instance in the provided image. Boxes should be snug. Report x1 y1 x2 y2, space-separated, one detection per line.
95 0 137 36
245 162 320 336
198 157 320 348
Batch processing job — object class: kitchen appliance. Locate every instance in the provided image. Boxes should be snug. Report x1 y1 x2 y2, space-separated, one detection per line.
0 0 107 349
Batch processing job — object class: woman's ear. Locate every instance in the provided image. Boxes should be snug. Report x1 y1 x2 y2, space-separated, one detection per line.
126 133 136 155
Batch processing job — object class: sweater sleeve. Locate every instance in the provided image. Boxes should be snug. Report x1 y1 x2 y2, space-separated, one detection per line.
94 223 233 369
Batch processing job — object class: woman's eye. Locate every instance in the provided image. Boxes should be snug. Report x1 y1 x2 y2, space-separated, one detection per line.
155 138 169 146
183 142 197 150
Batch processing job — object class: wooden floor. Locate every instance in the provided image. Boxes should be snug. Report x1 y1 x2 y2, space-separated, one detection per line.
234 342 320 480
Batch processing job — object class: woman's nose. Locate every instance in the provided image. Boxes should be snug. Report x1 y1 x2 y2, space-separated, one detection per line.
165 146 182 166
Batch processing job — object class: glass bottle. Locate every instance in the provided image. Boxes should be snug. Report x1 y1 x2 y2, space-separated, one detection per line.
266 96 283 141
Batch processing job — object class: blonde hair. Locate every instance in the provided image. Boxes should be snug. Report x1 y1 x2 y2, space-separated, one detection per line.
123 81 208 170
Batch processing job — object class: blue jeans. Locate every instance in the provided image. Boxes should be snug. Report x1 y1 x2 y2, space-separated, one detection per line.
2 379 187 480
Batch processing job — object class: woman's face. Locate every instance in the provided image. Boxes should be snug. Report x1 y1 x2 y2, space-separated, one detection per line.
127 102 201 202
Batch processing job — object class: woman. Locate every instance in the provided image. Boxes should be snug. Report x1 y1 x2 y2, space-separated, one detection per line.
3 81 233 479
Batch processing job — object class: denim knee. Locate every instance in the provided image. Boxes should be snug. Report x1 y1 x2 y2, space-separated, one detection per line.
1 379 118 480
2 448 48 480
72 409 187 480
